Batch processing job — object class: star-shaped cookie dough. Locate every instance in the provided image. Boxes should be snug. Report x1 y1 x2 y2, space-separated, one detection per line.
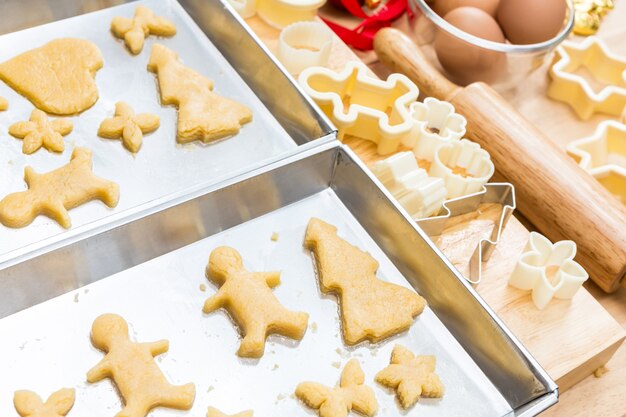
13 388 75 417
9 109 73 154
0 96 7 110
375 345 444 409
206 407 253 417
111 6 176 54
98 101 160 153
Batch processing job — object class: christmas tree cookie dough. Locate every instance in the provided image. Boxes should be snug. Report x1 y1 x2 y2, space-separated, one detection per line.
148 44 252 143
87 313 196 417
375 345 444 409
98 101 160 153
0 147 119 229
13 388 75 417
9 109 73 154
296 359 378 417
203 246 309 358
111 6 176 54
304 217 426 345
0 38 103 115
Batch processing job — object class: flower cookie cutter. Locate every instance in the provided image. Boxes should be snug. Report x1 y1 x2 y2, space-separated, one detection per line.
299 61 419 155
567 120 626 204
371 152 447 220
404 97 467 163
548 36 626 120
277 21 333 75
429 138 495 199
509 232 589 309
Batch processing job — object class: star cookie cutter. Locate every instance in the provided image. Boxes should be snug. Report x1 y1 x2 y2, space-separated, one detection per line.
429 138 495 199
278 21 333 75
299 61 419 155
548 36 626 120
404 97 467 162
509 232 589 309
371 152 447 219
567 120 626 204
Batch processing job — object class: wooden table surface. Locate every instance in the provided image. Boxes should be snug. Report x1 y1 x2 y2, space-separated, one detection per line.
250 2 626 415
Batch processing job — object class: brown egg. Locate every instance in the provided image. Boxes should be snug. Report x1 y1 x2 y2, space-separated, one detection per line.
433 0 500 17
497 0 566 44
434 7 506 85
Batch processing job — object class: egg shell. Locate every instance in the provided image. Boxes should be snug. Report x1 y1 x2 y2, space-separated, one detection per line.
433 0 500 17
435 6 506 85
497 0 567 44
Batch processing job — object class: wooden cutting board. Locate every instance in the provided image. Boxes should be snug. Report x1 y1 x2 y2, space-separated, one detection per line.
246 15 626 396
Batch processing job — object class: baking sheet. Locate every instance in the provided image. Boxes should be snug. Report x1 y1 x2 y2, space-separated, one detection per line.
0 0 297 257
0 189 513 416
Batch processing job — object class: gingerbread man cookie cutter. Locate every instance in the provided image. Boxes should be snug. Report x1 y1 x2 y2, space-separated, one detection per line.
509 232 589 309
404 97 467 161
13 388 75 417
548 36 626 120
567 120 626 204
299 61 419 155
371 151 447 219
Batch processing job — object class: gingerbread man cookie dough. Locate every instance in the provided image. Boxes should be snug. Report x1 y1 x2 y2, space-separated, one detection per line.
148 44 252 143
87 313 196 417
304 218 426 345
207 407 253 417
13 388 75 417
98 102 160 153
375 345 444 409
0 38 103 115
296 359 378 417
111 6 176 54
9 109 73 154
203 246 309 358
0 147 119 229
0 96 7 111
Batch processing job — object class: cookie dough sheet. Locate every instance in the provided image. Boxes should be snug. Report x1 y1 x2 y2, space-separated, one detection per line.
0 0 296 258
0 189 513 416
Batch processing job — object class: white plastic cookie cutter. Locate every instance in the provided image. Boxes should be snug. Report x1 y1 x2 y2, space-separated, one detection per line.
404 97 467 163
567 120 626 204
299 61 419 155
225 0 257 18
548 36 626 120
509 232 589 309
277 21 333 75
371 152 447 220
226 0 326 27
429 138 495 199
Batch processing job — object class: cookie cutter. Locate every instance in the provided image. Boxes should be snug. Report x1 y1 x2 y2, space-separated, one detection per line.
567 119 626 204
429 138 495 199
225 0 257 18
371 152 447 220
508 232 589 309
299 61 419 155
277 21 333 75
257 0 326 28
403 97 467 161
548 36 626 120
415 183 517 286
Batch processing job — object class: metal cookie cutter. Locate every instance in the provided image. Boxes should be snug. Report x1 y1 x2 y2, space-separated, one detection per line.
416 183 517 286
299 61 419 155
567 120 626 204
371 152 447 220
277 21 333 75
509 232 589 309
548 36 626 120
404 97 467 162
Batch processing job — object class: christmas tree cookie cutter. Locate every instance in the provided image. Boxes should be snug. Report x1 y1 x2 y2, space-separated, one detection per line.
567 120 626 204
548 36 626 120
508 232 589 309
299 61 419 155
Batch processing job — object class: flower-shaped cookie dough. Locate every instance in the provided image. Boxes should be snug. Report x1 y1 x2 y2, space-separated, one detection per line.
429 138 494 199
567 120 626 203
9 109 73 154
405 97 466 163
207 407 253 417
98 102 160 153
111 6 176 54
509 232 589 309
371 152 446 219
13 388 75 417
0 96 7 111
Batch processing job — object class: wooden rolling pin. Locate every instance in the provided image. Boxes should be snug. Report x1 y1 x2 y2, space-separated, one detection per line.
374 28 626 293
